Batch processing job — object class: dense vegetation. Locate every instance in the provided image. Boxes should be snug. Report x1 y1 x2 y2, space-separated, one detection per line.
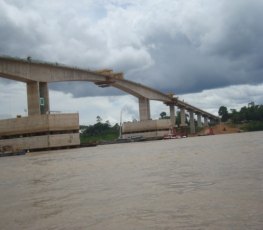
80 116 120 143
218 102 263 131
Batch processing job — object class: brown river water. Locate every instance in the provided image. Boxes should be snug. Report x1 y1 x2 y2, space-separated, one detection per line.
0 132 263 230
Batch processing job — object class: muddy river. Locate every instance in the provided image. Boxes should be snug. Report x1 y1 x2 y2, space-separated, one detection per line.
0 132 263 229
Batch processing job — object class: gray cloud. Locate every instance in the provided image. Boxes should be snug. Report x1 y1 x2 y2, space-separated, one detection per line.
0 0 263 100
131 0 263 95
50 82 124 97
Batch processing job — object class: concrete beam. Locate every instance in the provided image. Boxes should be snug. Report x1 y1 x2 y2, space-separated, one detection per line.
0 57 172 101
139 97 150 121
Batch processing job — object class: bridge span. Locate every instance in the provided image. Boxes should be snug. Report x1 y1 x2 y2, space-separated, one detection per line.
0 56 219 150
0 56 218 119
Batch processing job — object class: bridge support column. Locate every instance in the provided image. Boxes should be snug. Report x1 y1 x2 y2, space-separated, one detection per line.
27 81 41 116
197 114 202 128
27 81 50 116
39 82 50 114
204 116 209 127
139 97 150 121
189 111 195 134
180 108 186 126
169 105 176 127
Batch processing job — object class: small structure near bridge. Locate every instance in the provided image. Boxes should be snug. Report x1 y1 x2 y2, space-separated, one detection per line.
0 113 80 151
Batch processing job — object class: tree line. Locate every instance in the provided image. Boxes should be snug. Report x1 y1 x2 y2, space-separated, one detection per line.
218 102 263 131
80 116 120 142
218 102 263 123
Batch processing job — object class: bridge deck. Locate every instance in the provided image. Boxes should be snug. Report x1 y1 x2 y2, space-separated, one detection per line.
0 56 218 120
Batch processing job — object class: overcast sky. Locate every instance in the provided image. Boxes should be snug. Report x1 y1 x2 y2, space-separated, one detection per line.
1 0 263 124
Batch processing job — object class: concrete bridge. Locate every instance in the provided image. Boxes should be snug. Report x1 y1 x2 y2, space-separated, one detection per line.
0 56 219 149
0 56 218 123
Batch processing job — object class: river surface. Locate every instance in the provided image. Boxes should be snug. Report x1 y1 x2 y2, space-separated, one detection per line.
0 132 263 229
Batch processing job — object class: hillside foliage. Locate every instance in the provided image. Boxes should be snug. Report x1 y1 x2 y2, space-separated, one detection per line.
218 103 263 131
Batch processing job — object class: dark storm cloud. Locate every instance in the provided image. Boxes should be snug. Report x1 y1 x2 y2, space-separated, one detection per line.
129 0 263 95
50 82 124 97
134 33 227 94
1 0 263 98
210 1 263 59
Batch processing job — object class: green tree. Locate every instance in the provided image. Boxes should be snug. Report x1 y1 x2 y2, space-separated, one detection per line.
230 109 240 124
105 120 110 127
160 111 167 119
218 106 229 122
96 115 102 123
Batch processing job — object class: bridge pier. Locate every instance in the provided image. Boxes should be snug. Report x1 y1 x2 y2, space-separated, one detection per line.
169 105 176 127
180 108 186 126
27 81 50 116
197 113 202 128
27 82 40 116
139 97 150 121
204 116 209 127
189 111 195 134
39 82 50 114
